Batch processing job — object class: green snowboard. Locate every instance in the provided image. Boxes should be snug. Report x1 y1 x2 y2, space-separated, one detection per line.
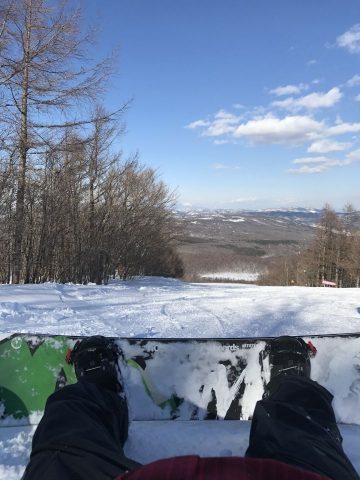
1 333 360 426
0 335 77 423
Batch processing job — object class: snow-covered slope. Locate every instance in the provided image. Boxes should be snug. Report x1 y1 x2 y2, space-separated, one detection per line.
0 277 359 479
1 277 360 338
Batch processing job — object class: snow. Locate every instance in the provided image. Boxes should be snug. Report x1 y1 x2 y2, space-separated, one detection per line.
126 421 360 467
120 336 360 425
0 277 360 477
122 339 268 421
0 426 35 480
223 217 245 222
200 272 260 281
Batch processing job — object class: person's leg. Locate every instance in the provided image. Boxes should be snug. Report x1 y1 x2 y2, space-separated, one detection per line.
246 375 359 480
22 380 129 480
22 336 133 480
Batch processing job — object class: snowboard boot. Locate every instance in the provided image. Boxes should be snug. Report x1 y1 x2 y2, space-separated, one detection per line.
66 336 122 393
266 336 311 380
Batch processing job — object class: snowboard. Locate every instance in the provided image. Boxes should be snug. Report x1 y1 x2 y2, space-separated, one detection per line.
0 333 359 426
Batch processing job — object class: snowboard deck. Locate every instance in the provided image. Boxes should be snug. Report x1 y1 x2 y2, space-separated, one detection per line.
0 333 360 426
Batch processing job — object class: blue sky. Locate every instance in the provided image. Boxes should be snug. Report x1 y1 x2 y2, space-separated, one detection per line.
84 0 360 210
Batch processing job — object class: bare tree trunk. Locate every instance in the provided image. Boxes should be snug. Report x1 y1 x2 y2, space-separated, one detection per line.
13 0 32 284
88 137 97 283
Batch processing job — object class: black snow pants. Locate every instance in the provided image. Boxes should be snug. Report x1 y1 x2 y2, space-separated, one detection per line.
22 376 359 480
22 380 130 480
246 375 359 480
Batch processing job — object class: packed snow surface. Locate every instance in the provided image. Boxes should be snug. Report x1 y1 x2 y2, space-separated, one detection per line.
1 277 360 338
200 271 260 281
0 277 360 478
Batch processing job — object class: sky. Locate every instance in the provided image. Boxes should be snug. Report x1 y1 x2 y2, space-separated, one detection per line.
84 0 360 210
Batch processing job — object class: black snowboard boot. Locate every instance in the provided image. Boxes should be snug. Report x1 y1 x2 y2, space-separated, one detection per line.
66 336 122 393
266 336 311 381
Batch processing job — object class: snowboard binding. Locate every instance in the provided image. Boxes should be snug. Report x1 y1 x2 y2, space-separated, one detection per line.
265 336 314 381
66 336 122 393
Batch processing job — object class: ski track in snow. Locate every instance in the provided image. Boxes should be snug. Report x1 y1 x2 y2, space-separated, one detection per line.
0 277 360 478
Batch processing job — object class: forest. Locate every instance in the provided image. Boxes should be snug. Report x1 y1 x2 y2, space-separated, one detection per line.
259 205 360 288
0 0 183 284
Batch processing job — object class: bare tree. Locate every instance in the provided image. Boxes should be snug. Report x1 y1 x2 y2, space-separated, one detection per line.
0 0 113 282
259 204 360 288
0 1 182 285
84 105 125 283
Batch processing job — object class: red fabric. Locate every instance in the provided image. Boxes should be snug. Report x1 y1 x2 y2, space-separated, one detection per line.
117 456 330 480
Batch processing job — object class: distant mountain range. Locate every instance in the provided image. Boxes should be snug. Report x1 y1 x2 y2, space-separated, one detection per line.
176 207 360 228
176 207 322 229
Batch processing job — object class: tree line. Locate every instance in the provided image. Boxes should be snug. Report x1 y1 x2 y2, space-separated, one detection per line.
0 0 183 284
258 204 360 288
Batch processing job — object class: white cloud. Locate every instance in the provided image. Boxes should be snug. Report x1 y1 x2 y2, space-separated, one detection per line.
292 156 334 165
214 110 239 122
307 139 351 153
200 110 240 137
231 196 259 203
337 24 360 53
272 87 342 111
288 150 360 174
204 122 236 137
347 149 360 161
187 97 356 149
288 164 328 174
335 115 343 125
327 121 360 136
347 74 360 87
185 119 210 129
307 59 317 66
185 112 238 136
356 94 360 102
269 83 308 96
233 115 323 144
